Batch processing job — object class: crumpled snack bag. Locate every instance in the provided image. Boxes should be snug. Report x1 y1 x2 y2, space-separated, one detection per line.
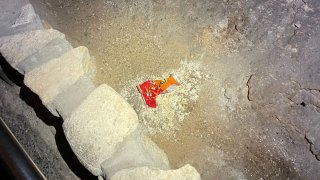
137 74 180 108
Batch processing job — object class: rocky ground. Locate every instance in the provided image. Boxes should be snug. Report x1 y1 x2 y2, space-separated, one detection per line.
3 0 320 179
0 57 95 179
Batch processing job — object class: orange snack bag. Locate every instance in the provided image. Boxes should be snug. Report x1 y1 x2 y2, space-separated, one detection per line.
156 73 180 93
137 74 180 108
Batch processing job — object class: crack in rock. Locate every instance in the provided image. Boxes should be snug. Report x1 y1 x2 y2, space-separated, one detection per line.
246 74 254 102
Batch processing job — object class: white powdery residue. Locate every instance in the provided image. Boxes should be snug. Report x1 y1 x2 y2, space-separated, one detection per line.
120 61 207 136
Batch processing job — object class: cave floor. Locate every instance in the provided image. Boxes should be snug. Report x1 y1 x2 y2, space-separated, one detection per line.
28 0 320 179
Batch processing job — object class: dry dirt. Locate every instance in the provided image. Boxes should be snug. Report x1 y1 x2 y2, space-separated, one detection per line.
30 0 320 179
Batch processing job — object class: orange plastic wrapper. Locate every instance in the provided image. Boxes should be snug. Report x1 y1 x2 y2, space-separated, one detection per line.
137 74 180 108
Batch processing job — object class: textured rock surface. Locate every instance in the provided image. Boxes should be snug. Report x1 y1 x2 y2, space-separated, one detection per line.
110 164 200 180
11 4 42 32
0 78 81 179
53 76 95 119
17 38 73 74
1 0 320 179
24 46 94 116
0 29 64 72
101 128 170 178
306 121 320 160
0 1 42 37
63 84 139 176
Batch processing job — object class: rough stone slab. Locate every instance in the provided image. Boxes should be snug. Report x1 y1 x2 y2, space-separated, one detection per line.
0 6 20 37
53 76 95 120
0 29 65 71
12 4 38 28
101 128 170 178
0 2 42 37
110 164 201 180
24 46 94 116
63 84 139 176
11 14 43 36
10 4 43 34
17 38 73 74
0 0 25 24
306 120 320 158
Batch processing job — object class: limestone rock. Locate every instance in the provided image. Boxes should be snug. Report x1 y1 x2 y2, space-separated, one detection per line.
0 0 23 30
0 29 64 72
306 121 320 159
24 46 94 116
101 128 170 178
17 38 73 74
63 84 139 176
110 164 201 180
10 4 42 34
53 76 95 119
0 2 42 37
310 144 320 156
12 4 38 28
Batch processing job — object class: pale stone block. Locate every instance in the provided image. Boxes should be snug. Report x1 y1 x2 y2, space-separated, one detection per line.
0 29 64 72
63 84 139 176
53 76 95 119
110 164 201 180
101 128 170 178
24 46 94 116
0 2 42 37
17 38 72 74
11 4 38 28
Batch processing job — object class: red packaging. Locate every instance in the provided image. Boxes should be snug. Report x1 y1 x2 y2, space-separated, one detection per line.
137 74 180 108
137 80 162 108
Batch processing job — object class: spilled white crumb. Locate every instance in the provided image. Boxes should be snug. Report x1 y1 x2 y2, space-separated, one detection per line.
120 61 208 136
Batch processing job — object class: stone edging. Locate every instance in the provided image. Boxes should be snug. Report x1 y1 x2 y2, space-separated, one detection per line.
0 1 201 180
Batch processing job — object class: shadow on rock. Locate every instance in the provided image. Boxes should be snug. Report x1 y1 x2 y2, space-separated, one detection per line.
0 53 23 86
1 53 95 179
20 85 96 180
